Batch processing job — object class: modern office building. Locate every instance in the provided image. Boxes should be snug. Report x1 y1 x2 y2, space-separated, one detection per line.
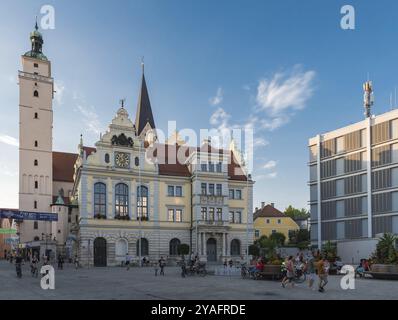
308 82 398 261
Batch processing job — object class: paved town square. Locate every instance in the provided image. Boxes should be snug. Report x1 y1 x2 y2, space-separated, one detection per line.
0 261 397 300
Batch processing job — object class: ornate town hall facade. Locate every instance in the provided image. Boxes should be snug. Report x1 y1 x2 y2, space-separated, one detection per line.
16 25 254 266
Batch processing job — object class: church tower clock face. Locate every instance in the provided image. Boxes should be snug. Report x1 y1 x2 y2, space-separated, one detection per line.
115 152 130 168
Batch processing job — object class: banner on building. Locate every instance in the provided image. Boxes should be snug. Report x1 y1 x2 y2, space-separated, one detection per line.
0 228 17 234
0 210 58 222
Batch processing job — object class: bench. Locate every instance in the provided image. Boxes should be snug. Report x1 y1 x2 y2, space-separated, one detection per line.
254 265 282 281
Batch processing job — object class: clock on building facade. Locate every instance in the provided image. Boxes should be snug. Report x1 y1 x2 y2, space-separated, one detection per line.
115 152 130 168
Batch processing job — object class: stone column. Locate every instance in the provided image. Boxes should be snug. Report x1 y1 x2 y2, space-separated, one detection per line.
225 233 229 257
203 233 207 257
222 233 226 256
197 232 201 256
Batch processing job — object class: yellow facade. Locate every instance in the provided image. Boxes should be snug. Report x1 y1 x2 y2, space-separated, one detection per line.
253 216 299 240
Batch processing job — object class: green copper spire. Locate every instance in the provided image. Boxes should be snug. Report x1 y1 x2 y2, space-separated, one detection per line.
23 20 48 61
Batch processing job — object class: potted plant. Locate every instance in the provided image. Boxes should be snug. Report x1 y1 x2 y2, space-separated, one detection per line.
370 233 398 275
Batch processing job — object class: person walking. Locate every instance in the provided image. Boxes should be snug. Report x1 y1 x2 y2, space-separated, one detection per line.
317 256 329 293
154 261 159 276
57 254 63 270
281 256 295 288
305 252 316 290
74 254 79 270
125 253 131 271
159 256 165 276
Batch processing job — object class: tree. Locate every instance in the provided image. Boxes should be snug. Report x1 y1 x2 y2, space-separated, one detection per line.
284 205 309 220
322 241 339 262
371 233 398 264
178 243 190 256
249 244 259 257
269 232 286 246
289 229 310 244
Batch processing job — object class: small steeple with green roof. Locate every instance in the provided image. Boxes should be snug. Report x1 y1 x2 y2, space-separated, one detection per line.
23 19 48 61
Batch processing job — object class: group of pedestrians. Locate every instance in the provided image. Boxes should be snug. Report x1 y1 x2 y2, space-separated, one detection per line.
281 251 330 293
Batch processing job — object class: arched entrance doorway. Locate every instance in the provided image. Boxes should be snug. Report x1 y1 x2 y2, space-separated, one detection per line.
206 238 217 262
169 238 181 256
94 237 107 267
115 238 128 262
136 238 149 256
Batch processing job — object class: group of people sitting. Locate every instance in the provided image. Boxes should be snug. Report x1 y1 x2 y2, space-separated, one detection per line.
356 259 370 277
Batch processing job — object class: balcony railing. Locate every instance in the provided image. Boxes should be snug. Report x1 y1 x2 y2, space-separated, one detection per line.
18 71 54 84
199 195 225 205
196 220 227 226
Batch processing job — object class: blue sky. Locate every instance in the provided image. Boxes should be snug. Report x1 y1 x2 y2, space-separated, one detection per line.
1 0 398 211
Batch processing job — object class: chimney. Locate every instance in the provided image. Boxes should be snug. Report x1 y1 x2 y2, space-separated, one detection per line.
261 202 265 209
270 203 275 208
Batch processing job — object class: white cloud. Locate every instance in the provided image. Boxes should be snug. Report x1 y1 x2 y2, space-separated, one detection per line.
76 104 103 136
253 137 269 148
209 107 230 130
263 160 277 170
209 87 224 106
253 172 278 181
266 172 277 179
260 116 290 131
0 134 18 147
256 66 316 116
54 81 65 105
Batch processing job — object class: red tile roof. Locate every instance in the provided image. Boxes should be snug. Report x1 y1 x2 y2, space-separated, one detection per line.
52 151 78 183
254 205 287 220
52 148 96 183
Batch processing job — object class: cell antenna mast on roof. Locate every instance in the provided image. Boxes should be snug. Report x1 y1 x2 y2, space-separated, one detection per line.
363 80 374 118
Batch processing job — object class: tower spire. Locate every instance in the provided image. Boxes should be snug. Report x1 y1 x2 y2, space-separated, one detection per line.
135 62 156 137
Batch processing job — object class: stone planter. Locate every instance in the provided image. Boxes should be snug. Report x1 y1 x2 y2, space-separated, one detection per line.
371 264 398 274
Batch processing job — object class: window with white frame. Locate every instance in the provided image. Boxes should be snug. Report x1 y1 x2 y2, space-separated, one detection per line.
168 185 174 197
209 162 215 172
201 207 207 220
229 211 242 224
209 207 215 221
229 189 242 199
216 208 222 221
216 184 222 196
176 186 182 197
201 183 207 195
209 184 215 195
167 185 183 197
168 208 183 222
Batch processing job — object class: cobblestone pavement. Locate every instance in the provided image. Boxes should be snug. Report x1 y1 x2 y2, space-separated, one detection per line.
0 261 397 300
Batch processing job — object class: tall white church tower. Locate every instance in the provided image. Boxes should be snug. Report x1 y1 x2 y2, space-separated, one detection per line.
18 23 54 243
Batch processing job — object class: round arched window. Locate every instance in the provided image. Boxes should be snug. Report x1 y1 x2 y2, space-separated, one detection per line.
105 153 110 164
135 157 139 167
